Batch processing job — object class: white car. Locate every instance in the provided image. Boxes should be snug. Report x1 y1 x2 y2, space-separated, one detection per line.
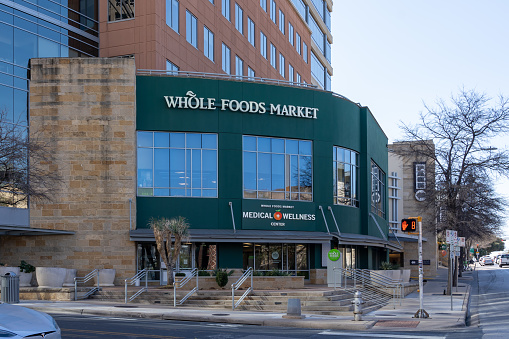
0 303 61 338
499 254 509 267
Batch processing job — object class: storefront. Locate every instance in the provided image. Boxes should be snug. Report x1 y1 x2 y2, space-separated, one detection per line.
129 74 398 279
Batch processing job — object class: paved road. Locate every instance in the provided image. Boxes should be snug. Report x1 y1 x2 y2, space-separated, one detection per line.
51 313 478 339
470 264 509 338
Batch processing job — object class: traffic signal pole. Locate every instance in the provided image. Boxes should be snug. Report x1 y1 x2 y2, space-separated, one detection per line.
414 217 429 318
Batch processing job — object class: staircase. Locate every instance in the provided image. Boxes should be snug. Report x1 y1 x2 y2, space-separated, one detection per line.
89 288 384 316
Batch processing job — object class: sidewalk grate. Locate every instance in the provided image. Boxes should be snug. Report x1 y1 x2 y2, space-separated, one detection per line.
374 320 419 328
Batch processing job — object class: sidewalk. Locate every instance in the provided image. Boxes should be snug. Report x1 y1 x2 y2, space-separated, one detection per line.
16 267 472 331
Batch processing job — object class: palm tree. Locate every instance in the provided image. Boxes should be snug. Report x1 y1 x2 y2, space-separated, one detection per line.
149 216 190 286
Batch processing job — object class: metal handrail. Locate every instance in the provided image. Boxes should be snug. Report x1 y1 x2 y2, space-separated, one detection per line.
232 267 253 310
136 69 318 89
74 269 100 301
174 268 198 307
333 268 403 309
124 269 148 303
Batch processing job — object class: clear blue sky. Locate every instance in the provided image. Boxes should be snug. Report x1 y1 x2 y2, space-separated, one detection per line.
331 1 509 237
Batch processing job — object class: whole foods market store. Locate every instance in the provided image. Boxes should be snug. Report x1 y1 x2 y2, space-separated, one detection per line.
132 74 399 282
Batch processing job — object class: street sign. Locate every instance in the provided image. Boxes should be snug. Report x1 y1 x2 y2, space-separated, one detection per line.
446 230 457 244
401 219 417 232
458 237 465 247
328 249 341 261
469 248 475 253
441 244 447 250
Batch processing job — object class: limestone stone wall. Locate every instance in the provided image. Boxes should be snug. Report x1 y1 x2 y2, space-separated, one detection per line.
0 58 136 285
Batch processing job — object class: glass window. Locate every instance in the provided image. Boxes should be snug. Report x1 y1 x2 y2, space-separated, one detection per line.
248 66 255 80
248 17 255 47
166 60 179 74
311 52 325 88
243 136 312 201
279 10 285 34
204 26 214 62
311 0 324 21
296 32 301 54
270 0 276 24
270 43 276 69
222 0 230 21
288 64 294 83
108 0 134 21
302 42 308 63
235 3 243 34
288 22 294 46
137 132 218 197
333 147 359 207
279 53 285 78
371 161 386 218
260 32 267 59
186 10 197 48
296 72 301 83
309 15 325 54
166 0 179 32
291 0 306 19
235 55 243 77
260 0 267 12
222 43 231 74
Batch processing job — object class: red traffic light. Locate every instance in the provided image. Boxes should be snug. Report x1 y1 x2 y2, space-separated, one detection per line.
401 219 417 232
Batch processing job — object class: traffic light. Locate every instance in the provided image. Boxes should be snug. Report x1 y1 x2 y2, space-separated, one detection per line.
401 218 417 232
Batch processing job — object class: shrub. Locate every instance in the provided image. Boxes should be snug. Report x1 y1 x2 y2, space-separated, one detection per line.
380 261 394 270
19 260 35 273
198 270 211 276
213 268 233 288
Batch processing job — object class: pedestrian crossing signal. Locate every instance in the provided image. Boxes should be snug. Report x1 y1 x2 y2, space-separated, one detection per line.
401 219 417 232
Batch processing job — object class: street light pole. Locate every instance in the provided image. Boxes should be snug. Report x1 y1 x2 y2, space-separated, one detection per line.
414 216 429 318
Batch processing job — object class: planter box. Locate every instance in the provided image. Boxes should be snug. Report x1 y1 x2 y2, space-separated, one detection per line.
36 267 66 288
19 272 33 287
63 269 77 287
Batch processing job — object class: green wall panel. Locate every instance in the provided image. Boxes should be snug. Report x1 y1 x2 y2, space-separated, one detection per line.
135 76 389 242
218 243 243 268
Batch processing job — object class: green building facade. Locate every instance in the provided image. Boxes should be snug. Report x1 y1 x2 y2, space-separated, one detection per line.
131 75 396 280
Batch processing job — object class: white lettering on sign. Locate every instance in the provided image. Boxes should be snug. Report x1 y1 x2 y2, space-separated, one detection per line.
242 211 315 221
164 91 318 119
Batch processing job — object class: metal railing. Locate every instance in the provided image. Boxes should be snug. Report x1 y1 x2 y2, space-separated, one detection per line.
174 268 198 307
137 69 318 89
333 268 403 309
231 267 253 310
74 269 100 301
124 269 148 303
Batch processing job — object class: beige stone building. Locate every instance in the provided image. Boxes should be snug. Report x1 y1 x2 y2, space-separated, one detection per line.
388 141 438 279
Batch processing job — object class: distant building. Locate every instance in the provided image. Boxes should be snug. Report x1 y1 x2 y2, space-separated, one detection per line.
388 141 438 278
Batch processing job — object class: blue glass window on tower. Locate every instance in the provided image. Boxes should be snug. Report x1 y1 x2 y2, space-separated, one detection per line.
333 147 359 207
311 52 325 88
222 0 231 21
302 42 308 63
260 0 267 12
186 10 198 48
204 26 214 62
235 55 243 77
288 64 294 83
137 132 218 197
260 32 267 58
371 161 386 218
288 22 294 46
270 43 276 69
243 136 312 201
248 17 255 47
222 43 231 74
248 66 255 80
279 53 285 78
166 0 179 32
235 3 243 34
108 0 135 21
270 0 276 24
279 10 285 34
309 15 325 54
166 60 179 74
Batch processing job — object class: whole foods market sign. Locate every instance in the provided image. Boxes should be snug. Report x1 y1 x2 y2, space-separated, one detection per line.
241 201 316 230
164 91 318 119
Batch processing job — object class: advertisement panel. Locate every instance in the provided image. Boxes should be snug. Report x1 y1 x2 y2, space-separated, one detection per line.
241 200 316 231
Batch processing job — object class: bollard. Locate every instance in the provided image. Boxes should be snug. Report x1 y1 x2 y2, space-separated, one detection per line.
352 291 364 321
282 298 305 319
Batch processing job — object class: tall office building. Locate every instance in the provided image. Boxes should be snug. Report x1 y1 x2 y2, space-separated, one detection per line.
100 0 332 90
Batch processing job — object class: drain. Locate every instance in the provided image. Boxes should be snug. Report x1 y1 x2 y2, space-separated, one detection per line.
114 305 138 308
376 314 397 317
212 313 230 316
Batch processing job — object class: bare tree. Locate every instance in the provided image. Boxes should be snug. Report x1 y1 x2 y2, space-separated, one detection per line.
396 89 509 292
0 109 60 206
397 89 509 237
150 216 190 286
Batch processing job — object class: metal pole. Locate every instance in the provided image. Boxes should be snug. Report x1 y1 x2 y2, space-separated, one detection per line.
125 280 128 304
174 283 177 307
450 245 453 311
74 278 77 301
418 219 424 314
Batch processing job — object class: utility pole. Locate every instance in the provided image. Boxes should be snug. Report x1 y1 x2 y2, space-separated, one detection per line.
413 216 429 318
